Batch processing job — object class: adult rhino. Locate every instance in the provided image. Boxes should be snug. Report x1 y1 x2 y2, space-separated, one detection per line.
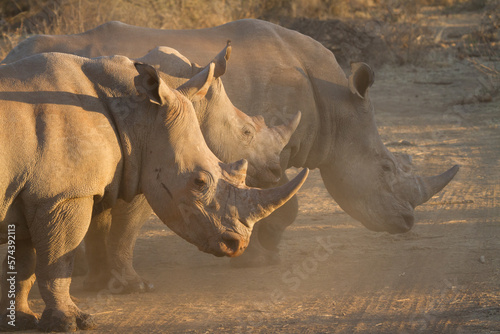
0 52 308 331
83 44 301 292
1 19 458 264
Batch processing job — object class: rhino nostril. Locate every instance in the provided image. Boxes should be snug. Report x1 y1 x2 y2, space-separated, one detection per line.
270 166 282 180
221 232 245 256
401 213 414 231
386 213 414 234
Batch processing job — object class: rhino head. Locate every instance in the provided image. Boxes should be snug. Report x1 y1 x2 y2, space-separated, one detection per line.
134 62 308 256
137 43 300 188
320 62 458 234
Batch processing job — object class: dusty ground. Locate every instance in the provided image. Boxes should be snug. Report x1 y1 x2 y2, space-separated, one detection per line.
3 8 500 334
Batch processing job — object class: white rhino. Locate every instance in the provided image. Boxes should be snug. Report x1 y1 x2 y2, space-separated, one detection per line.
1 19 458 262
82 44 301 293
0 52 308 331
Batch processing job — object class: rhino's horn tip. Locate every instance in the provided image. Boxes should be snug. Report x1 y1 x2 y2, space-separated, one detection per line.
417 164 460 206
295 168 309 186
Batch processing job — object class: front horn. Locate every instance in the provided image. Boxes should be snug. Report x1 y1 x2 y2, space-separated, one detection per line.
415 165 459 206
237 168 309 227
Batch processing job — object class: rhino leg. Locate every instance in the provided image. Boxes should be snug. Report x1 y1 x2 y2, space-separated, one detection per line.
106 196 154 293
0 238 39 331
230 174 299 268
33 197 97 332
83 208 112 291
71 242 88 277
84 196 153 294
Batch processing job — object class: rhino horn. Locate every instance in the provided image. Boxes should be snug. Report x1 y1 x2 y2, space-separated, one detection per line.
238 168 309 227
226 159 248 186
414 165 459 206
274 111 301 146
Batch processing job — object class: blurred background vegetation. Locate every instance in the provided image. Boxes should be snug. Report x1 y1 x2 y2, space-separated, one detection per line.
0 0 499 65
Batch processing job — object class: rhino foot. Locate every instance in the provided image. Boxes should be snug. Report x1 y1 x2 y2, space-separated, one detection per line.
84 271 154 294
38 308 96 332
107 275 155 294
124 279 155 293
0 310 39 331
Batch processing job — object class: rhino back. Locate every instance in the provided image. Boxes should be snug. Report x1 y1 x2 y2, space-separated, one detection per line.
113 19 347 168
2 19 348 168
0 53 128 210
155 19 346 168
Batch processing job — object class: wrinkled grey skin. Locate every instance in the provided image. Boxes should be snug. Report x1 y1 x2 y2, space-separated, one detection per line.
0 53 308 331
1 19 458 263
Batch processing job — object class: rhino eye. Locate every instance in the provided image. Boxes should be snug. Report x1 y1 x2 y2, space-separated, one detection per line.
193 171 212 192
241 125 255 142
194 177 207 190
381 161 394 173
243 127 253 136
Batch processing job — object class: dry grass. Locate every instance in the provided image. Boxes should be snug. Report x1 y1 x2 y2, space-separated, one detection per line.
0 0 266 57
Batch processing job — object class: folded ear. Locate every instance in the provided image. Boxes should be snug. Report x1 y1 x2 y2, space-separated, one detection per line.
212 40 231 78
134 62 176 105
349 62 374 99
177 62 215 102
191 41 231 79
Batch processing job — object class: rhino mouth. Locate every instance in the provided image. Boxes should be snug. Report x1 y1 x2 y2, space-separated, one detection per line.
198 231 249 257
399 213 415 232
359 205 415 234
245 163 281 188
246 176 280 188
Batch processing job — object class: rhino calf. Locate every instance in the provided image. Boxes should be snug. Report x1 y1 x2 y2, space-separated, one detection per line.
0 52 308 331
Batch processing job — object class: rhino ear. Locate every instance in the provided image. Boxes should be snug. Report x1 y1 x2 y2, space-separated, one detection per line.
212 40 231 78
134 62 176 106
177 62 215 102
191 41 231 79
349 62 374 99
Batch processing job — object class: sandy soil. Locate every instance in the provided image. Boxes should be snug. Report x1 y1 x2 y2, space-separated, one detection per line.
4 9 500 334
